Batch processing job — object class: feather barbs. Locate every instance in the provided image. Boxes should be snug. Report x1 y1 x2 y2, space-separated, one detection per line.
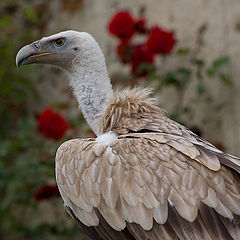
55 134 240 231
95 87 162 134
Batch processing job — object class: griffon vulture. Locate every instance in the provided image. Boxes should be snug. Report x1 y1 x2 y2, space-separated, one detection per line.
16 30 240 240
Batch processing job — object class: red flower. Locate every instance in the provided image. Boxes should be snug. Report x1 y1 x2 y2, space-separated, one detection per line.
131 44 155 77
134 18 148 34
34 184 59 202
146 26 176 54
38 108 68 140
108 11 135 41
116 41 135 64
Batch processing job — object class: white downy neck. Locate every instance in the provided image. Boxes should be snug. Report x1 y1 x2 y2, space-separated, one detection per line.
67 35 113 135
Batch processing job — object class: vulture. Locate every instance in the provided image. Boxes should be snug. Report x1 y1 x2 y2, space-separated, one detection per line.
16 30 240 240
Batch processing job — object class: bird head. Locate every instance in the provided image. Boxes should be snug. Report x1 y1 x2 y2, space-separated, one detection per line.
16 30 98 71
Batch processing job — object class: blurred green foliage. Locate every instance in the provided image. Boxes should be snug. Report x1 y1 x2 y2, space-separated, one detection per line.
0 2 86 240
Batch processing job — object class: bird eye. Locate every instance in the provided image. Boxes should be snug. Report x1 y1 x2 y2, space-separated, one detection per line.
54 38 65 47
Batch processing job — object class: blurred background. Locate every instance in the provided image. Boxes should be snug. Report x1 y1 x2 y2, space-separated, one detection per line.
1 0 240 239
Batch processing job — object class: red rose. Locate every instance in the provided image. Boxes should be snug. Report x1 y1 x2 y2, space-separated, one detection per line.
131 44 155 77
108 11 135 41
34 184 59 202
38 108 68 140
116 41 135 64
134 18 148 34
146 26 176 54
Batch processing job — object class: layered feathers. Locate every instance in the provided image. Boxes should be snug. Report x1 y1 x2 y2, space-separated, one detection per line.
56 88 240 240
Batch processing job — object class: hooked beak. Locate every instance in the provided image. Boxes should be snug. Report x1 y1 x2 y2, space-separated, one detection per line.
16 40 53 68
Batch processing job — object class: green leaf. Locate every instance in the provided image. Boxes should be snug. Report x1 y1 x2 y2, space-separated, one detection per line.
219 73 232 86
206 68 215 77
0 16 11 28
176 67 191 85
177 67 191 75
193 58 205 67
207 56 229 77
164 72 178 85
137 63 156 74
196 82 205 95
23 7 39 25
183 106 190 113
212 56 229 68
164 68 192 87
177 48 190 56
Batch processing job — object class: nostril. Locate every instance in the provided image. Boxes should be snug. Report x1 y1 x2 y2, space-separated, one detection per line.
33 41 40 49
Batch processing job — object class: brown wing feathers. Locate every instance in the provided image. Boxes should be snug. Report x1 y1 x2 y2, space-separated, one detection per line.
56 136 240 239
97 88 240 174
56 88 240 239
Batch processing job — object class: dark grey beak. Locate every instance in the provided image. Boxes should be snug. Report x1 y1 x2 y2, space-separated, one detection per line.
16 41 41 67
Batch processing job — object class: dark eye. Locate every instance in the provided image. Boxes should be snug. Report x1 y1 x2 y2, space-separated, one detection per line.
54 38 65 47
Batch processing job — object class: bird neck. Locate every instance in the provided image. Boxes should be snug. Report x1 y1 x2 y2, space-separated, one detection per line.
67 44 113 135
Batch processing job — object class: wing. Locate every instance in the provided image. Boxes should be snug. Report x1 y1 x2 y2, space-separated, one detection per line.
142 114 240 173
56 134 240 240
96 88 240 174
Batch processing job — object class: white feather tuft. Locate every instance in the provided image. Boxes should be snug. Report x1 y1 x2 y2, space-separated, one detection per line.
96 132 118 145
